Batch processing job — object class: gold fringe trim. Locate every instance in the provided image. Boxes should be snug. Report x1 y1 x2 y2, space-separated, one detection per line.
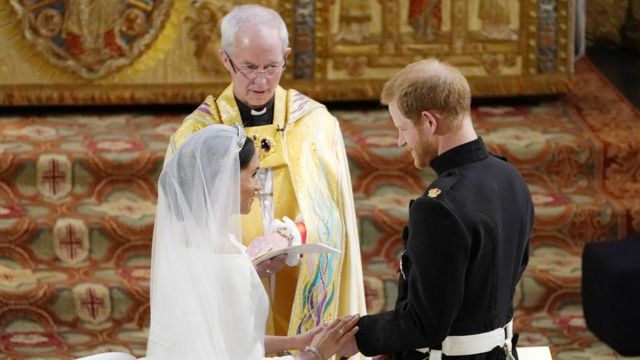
468 74 574 97
0 74 574 105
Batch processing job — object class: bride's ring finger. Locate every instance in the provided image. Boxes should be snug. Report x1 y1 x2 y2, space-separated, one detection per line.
338 328 344 336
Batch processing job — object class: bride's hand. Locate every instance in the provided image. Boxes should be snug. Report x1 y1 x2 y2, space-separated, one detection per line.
309 315 360 359
292 324 325 351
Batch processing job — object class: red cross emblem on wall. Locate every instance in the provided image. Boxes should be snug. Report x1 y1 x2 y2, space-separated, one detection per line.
59 224 82 260
81 288 105 320
42 159 65 195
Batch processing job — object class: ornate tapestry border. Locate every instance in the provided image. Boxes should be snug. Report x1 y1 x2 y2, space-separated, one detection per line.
0 75 571 106
0 0 575 106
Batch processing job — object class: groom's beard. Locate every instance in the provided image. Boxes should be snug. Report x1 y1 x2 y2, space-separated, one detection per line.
413 135 438 169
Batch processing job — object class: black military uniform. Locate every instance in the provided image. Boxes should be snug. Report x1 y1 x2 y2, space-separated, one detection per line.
355 137 533 360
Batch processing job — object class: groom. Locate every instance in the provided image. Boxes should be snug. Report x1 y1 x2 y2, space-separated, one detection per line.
341 59 533 359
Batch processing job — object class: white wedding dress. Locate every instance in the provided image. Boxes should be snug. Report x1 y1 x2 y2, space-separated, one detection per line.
145 125 293 360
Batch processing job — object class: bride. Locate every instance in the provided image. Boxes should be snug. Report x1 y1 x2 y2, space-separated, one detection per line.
146 124 358 359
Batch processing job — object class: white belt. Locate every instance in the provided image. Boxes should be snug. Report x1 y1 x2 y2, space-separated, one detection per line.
416 320 513 360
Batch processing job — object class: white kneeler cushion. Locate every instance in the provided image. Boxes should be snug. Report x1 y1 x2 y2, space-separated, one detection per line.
76 352 137 360
517 346 552 360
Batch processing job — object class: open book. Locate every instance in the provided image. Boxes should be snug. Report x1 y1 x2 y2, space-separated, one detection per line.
251 243 340 266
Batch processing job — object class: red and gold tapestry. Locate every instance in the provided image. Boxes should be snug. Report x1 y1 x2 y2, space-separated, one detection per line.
0 0 574 105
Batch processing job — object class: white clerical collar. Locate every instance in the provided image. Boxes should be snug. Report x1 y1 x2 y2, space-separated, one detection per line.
251 107 267 116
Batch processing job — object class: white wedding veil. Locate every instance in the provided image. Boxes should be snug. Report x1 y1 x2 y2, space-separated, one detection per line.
146 125 267 359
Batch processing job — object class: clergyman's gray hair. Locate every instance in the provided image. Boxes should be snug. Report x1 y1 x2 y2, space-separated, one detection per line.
220 5 289 55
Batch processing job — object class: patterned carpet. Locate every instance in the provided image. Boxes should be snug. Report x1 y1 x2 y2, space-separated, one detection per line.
1 59 639 359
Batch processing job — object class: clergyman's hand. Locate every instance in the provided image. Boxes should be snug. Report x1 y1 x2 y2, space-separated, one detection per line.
246 233 289 259
254 254 287 278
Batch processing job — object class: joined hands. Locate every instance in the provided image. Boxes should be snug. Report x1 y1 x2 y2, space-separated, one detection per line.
296 315 360 360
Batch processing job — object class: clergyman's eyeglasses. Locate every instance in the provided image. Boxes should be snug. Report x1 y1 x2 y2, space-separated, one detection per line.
225 51 286 80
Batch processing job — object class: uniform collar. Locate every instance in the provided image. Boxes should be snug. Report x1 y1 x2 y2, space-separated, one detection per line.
430 137 489 176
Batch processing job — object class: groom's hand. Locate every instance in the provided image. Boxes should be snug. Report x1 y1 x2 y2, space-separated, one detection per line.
338 335 359 358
